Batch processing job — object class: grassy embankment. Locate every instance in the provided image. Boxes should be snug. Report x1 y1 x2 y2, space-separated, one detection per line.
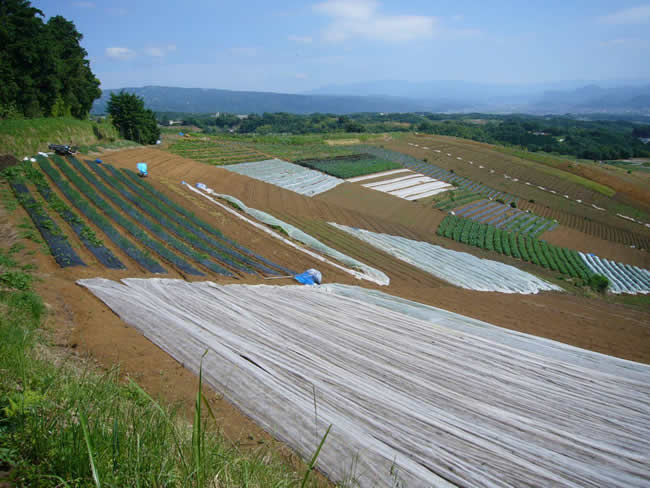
0 118 128 158
0 177 331 487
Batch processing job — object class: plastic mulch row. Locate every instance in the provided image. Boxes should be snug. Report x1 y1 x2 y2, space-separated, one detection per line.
121 167 296 276
11 182 85 268
36 183 125 269
57 156 209 277
38 158 166 274
87 161 255 275
71 160 232 276
99 162 285 276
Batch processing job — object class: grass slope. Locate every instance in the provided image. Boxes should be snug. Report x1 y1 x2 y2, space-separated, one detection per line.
0 118 119 158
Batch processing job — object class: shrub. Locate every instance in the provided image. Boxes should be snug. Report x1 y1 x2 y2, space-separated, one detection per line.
589 274 609 293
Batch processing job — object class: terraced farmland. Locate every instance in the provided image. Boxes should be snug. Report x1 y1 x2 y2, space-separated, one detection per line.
454 199 557 237
437 214 650 294
225 159 344 196
168 137 268 165
294 153 401 178
6 155 297 278
384 135 650 243
331 223 559 293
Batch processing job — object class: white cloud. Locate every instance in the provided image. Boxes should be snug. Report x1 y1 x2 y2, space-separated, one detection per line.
598 5 650 24
143 45 177 57
313 0 436 42
230 47 258 57
73 1 95 8
288 35 313 43
105 47 136 61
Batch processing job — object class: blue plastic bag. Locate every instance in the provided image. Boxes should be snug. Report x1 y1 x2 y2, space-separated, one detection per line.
294 268 322 285
136 162 148 176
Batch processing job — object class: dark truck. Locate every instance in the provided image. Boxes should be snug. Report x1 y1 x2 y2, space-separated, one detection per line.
48 144 77 156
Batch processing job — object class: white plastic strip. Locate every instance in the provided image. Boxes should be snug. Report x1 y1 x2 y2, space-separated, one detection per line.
78 278 650 488
330 223 561 294
182 183 389 286
346 168 412 183
368 176 434 193
363 173 426 188
404 187 452 200
389 181 452 198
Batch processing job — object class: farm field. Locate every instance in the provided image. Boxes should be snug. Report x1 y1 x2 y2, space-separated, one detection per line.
168 137 269 165
81 278 650 487
294 153 401 178
96 148 650 359
5 144 649 488
437 214 649 294
383 135 650 242
224 159 344 196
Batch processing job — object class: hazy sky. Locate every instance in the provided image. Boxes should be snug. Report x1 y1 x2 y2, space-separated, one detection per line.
33 0 650 92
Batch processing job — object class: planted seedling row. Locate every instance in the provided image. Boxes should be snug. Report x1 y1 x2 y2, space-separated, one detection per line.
122 168 295 275
58 156 213 277
26 159 125 269
437 214 594 282
9 179 84 268
99 162 283 276
39 157 165 273
83 160 247 276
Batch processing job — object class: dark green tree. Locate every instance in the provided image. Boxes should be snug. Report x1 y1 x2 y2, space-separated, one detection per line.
107 92 160 144
0 0 99 118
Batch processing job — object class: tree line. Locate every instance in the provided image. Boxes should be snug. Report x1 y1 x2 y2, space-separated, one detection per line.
0 0 100 119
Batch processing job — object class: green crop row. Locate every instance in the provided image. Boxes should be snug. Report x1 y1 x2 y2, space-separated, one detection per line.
437 214 594 282
295 155 401 179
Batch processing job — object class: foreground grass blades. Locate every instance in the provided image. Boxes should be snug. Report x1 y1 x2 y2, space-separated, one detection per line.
0 245 330 487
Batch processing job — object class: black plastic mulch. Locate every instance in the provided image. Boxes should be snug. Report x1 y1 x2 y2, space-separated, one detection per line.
11 182 85 268
36 185 125 269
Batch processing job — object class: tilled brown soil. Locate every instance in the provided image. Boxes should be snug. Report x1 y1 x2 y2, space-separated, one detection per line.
386 135 650 244
10 148 649 485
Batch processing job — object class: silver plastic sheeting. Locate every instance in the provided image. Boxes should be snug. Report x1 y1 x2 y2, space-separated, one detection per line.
224 159 343 196
192 185 390 286
579 252 650 295
330 223 561 294
183 183 389 286
78 278 650 488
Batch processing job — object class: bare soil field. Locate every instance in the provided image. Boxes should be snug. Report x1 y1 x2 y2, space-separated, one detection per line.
5 146 650 486
544 225 650 267
99 148 650 360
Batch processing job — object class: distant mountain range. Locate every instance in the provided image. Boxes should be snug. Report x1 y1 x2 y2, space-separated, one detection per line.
91 81 650 115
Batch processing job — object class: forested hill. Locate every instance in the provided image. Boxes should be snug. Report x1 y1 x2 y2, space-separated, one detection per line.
0 1 100 119
91 86 444 115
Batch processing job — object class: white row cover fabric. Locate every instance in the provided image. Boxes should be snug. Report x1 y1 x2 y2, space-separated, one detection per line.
579 252 650 295
183 183 389 286
224 159 343 196
361 171 451 201
346 168 412 182
330 223 561 294
78 278 650 488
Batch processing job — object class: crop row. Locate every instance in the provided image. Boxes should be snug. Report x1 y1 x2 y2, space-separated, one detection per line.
21 160 125 269
435 191 483 210
38 157 166 273
7 175 85 268
120 168 295 276
356 145 517 204
61 156 225 277
437 215 594 281
454 200 557 237
90 160 283 276
294 154 401 179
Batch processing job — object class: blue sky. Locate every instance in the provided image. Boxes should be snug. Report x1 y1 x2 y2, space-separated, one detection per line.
33 0 650 92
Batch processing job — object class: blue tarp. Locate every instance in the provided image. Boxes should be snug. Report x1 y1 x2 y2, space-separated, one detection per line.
137 162 148 176
95 159 103 164
294 268 322 285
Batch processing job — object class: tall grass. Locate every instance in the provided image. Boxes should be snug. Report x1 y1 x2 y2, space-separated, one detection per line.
0 246 332 487
0 118 119 157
